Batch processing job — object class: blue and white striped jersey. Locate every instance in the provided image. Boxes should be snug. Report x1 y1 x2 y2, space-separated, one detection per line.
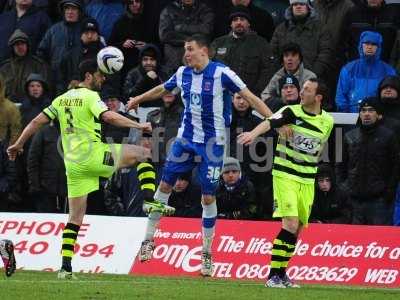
164 61 246 145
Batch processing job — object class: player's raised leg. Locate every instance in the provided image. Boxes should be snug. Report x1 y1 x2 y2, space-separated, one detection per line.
58 195 87 280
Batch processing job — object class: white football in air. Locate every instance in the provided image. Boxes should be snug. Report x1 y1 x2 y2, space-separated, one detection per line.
97 46 124 74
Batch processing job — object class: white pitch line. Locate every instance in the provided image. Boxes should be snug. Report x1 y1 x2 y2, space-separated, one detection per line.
0 279 399 292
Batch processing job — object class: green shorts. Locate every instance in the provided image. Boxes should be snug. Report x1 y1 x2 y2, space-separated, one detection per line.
272 175 315 226
65 143 122 198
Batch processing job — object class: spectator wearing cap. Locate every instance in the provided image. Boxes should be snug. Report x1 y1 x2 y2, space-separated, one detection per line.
310 163 352 224
336 31 396 113
37 0 83 91
216 157 257 220
159 0 214 74
261 42 315 101
211 5 273 96
85 0 124 42
59 17 105 94
0 29 50 102
0 0 51 62
267 74 301 113
270 0 333 85
109 0 159 75
146 92 183 164
342 0 399 63
123 43 167 105
336 97 399 225
168 171 202 217
213 0 275 42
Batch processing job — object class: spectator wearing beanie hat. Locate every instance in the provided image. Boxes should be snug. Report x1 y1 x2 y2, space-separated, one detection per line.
267 74 301 112
378 75 400 120
377 76 400 137
213 0 274 42
216 157 257 220
270 0 333 90
336 96 399 225
123 43 168 106
211 5 274 96
261 42 315 101
59 17 105 94
37 0 84 94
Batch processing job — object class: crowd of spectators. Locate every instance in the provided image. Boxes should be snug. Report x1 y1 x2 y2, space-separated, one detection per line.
0 0 400 226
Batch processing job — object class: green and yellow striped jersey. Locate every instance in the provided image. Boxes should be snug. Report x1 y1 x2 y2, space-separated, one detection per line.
269 104 334 184
42 87 108 163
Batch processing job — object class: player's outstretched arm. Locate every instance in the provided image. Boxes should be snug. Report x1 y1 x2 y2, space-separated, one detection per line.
7 112 50 161
101 111 152 133
126 84 168 111
237 120 271 146
238 88 272 118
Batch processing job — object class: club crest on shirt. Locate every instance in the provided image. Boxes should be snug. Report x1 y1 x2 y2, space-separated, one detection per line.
203 81 212 92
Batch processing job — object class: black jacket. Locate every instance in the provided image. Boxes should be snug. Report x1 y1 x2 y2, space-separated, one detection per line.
230 108 269 185
311 185 351 224
216 177 257 220
336 122 400 201
122 44 167 103
59 40 104 94
20 96 51 127
0 139 16 194
109 9 158 72
27 123 67 196
213 2 275 41
168 183 202 218
147 101 183 162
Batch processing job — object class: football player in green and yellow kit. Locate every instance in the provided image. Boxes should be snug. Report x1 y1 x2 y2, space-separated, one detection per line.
239 78 334 288
7 59 174 279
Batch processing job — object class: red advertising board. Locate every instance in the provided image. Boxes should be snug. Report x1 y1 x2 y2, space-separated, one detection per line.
131 218 400 287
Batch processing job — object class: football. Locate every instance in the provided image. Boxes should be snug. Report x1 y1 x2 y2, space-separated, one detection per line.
97 46 124 74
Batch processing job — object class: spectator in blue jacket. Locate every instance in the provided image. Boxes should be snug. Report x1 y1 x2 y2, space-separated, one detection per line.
336 31 397 113
36 0 83 93
0 0 51 62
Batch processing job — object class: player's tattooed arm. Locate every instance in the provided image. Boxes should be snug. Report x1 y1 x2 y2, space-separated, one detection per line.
101 111 152 133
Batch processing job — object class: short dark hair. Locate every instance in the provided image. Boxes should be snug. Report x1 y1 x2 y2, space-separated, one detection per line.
308 77 329 103
79 59 98 81
185 34 210 49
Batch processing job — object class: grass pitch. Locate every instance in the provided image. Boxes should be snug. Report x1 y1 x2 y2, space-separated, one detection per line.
0 271 399 300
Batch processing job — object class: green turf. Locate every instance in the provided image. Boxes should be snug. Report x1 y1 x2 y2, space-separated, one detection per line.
0 271 398 300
